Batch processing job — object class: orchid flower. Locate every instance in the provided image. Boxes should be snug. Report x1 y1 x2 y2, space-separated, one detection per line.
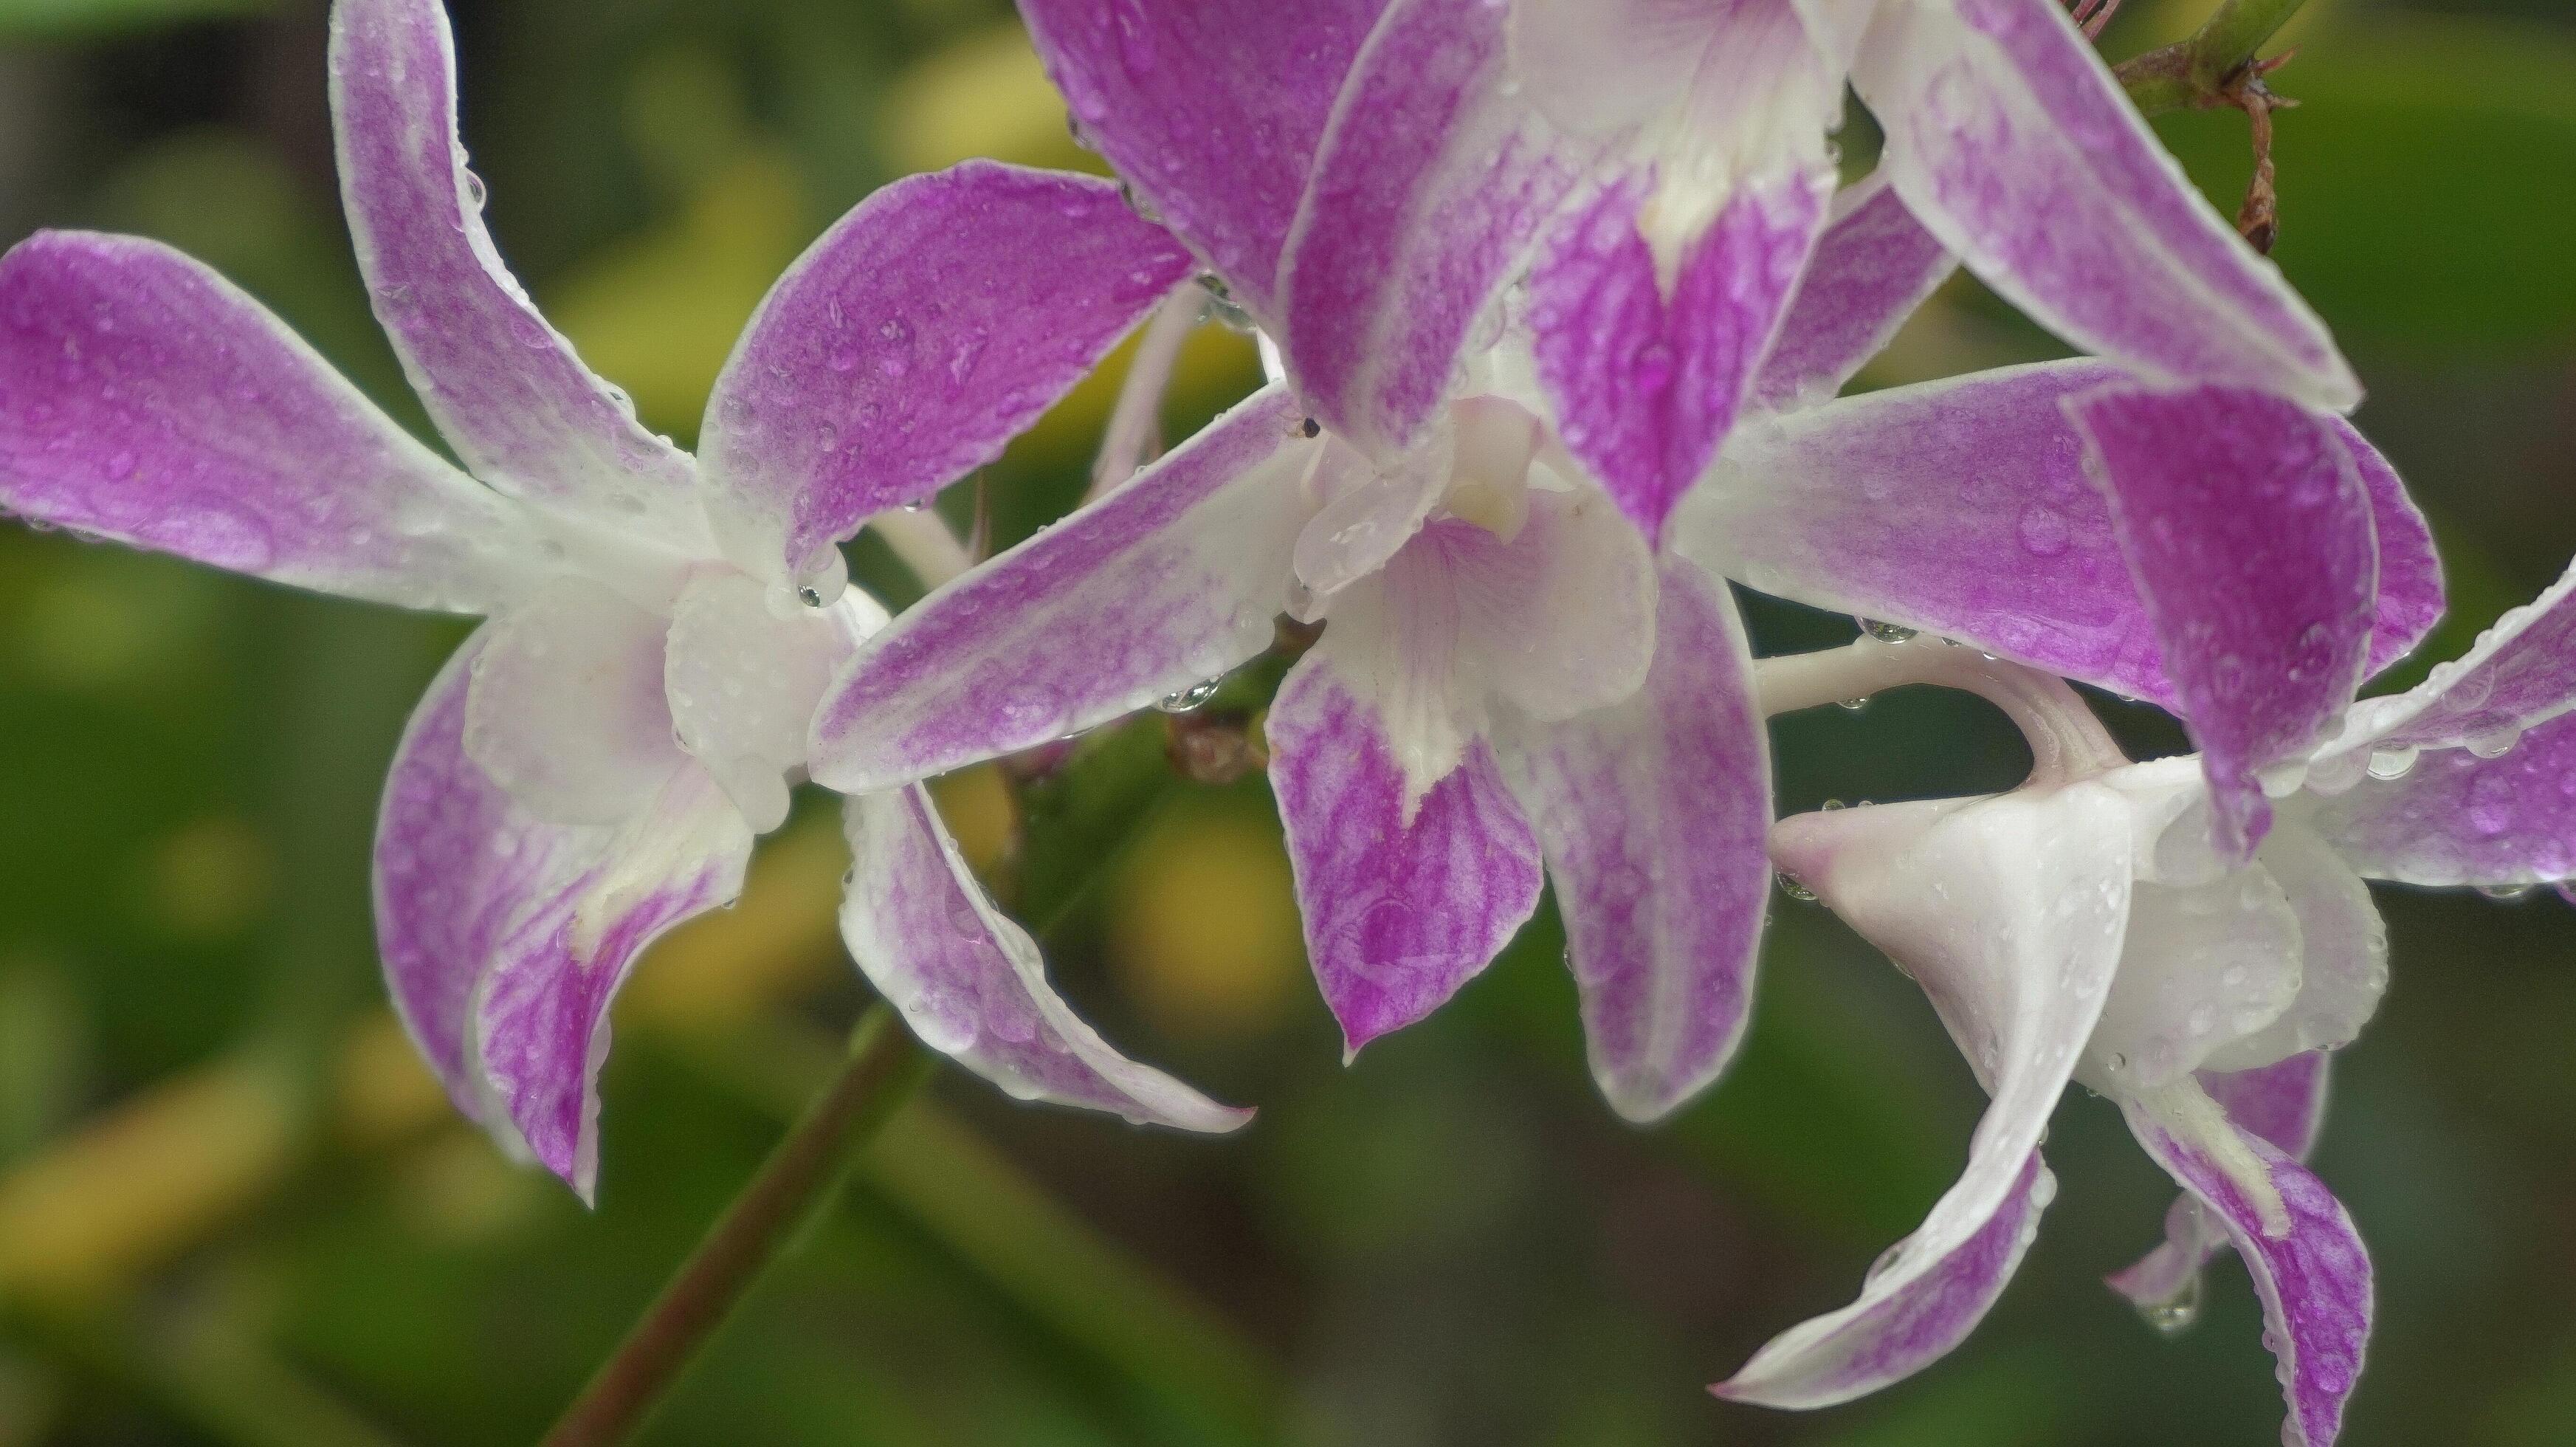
1268 0 2358 543
1718 557 2576 1440
0 0 1251 1202
802 0 2428 1127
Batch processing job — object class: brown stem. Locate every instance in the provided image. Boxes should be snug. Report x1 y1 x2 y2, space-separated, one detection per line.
539 1006 929 1447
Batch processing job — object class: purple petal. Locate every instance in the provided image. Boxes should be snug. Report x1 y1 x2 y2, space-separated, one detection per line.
1498 562 1771 1121
1748 171 1958 413
2073 382 2377 862
1017 0 1388 320
1719 1153 2053 1408
1684 359 2179 703
697 163 1193 585
1529 165 1831 542
1743 784 2132 1403
808 386 1315 795
1685 362 2434 707
2304 711 2576 887
328 0 706 544
1852 0 2357 410
0 231 539 611
2344 427 2444 678
2124 1085 2373 1447
376 631 752 1200
1279 0 1592 453
1266 655 1543 1056
2354 554 2576 755
841 788 1250 1131
2108 1053 2332 1311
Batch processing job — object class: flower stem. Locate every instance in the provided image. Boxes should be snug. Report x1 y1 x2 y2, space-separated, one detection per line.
538 1004 931 1447
2118 0 2312 114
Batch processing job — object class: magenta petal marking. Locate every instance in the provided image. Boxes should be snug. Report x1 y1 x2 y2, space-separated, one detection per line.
2307 711 2576 887
1017 0 1386 321
2125 1093 2373 1447
2073 383 2376 862
1281 0 1592 453
1529 166 1830 542
328 0 703 540
376 633 752 1200
1855 0 2357 410
1717 1154 2053 1409
807 386 1315 796
2109 1053 2331 1310
1267 656 1543 1056
0 232 538 611
1749 172 1957 412
1501 563 1771 1121
841 788 1250 1132
699 163 1193 582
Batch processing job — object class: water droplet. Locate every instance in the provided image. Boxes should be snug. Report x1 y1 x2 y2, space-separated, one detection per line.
1859 618 1918 643
1775 872 1816 902
2366 747 2420 781
2138 1272 2204 1336
2016 501 2072 557
1157 678 1222 713
2479 882 2535 901
2465 726 2524 760
1820 799 1848 811
1835 697 1869 712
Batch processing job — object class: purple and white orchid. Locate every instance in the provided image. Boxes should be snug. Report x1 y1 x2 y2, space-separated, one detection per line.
0 0 1252 1200
807 0 2427 1132
1724 557 2576 1441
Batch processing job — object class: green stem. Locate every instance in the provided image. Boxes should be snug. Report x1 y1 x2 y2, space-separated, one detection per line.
2118 0 2314 114
538 1006 931 1447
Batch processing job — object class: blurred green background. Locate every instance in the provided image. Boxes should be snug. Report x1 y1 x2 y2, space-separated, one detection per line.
0 0 2571 1442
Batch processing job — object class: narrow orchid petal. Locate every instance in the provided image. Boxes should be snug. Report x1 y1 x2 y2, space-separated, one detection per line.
1684 360 2174 705
842 788 1250 1132
2203 824 2389 1069
2108 1053 2332 1313
328 0 706 545
1499 563 1770 1122
1748 172 1957 412
377 633 753 1200
1267 653 1544 1056
2304 711 2576 887
1850 0 2356 410
1718 1154 2053 1408
1529 165 1831 541
2124 1083 2373 1447
808 386 1315 795
2349 554 2576 755
1018 0 1387 321
0 231 541 611
1281 0 1594 453
1683 362 2433 709
697 164 1194 586
463 577 694 828
1748 786 2132 1400
2074 382 2377 862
